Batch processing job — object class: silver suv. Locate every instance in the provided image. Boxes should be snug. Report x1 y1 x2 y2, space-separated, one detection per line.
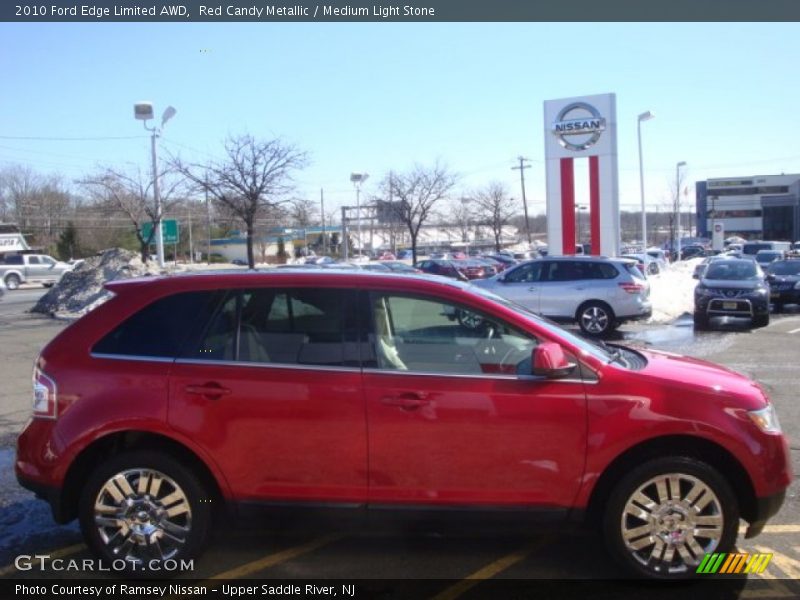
474 256 651 336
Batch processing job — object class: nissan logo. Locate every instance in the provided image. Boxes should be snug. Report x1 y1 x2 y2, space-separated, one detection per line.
552 102 606 151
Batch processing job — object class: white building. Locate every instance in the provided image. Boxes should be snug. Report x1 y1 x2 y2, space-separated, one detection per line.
696 174 800 241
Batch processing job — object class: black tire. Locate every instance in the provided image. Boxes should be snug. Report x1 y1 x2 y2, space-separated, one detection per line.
753 313 770 328
4 274 20 290
693 312 710 330
648 262 659 275
603 456 739 580
577 301 615 337
43 282 54 288
79 450 211 576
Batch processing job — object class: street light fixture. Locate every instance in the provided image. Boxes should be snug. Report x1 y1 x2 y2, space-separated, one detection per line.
637 111 654 249
676 161 687 260
350 172 369 258
135 101 177 268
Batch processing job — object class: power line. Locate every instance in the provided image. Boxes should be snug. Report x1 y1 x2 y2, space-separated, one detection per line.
0 135 146 141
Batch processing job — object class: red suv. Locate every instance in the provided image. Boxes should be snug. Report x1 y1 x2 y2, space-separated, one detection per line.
16 270 791 578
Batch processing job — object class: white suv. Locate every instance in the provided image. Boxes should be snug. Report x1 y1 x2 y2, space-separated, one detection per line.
474 256 651 336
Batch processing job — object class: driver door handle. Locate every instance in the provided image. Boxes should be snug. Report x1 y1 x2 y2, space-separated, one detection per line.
381 392 430 411
528 287 537 292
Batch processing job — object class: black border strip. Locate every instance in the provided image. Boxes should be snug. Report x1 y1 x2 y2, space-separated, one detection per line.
3 1 800 23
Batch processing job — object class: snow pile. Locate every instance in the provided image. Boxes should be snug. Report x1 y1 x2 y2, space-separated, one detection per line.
31 248 164 319
647 258 704 324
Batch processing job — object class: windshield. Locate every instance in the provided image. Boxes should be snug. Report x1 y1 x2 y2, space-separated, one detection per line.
769 261 800 276
704 261 759 280
468 285 612 362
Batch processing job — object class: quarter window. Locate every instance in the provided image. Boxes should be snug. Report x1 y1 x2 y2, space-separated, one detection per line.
370 294 538 376
93 291 223 358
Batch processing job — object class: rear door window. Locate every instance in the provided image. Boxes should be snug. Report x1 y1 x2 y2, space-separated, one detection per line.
187 288 358 367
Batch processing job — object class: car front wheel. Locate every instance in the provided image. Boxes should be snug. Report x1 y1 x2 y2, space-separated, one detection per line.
79 451 211 575
603 456 738 579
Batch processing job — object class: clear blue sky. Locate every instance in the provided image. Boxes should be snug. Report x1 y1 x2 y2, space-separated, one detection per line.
2 22 799 218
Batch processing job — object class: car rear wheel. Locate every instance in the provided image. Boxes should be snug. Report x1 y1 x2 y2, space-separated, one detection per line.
577 302 615 337
5 274 20 290
79 451 211 575
603 457 738 579
648 262 659 275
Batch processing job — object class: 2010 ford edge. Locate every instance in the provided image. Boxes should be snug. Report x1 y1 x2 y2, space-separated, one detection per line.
16 270 791 579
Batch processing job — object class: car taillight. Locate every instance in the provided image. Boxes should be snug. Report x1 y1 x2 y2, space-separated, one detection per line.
619 282 644 294
32 366 57 419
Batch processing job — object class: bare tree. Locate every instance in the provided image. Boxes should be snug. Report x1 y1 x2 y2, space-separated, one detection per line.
288 197 318 228
172 134 308 268
383 162 457 263
450 198 473 243
80 166 182 262
473 182 518 252
0 166 73 250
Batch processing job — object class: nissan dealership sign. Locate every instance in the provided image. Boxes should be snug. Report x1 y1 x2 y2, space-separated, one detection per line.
543 93 619 257
551 102 607 151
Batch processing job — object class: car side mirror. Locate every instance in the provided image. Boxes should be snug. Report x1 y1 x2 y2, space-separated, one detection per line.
692 273 699 279
532 342 576 379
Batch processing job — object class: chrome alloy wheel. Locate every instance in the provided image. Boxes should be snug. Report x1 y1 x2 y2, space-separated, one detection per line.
93 469 192 563
620 473 724 574
580 306 610 334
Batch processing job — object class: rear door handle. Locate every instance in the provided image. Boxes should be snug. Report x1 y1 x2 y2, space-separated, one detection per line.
381 392 430 411
528 287 537 292
185 383 231 399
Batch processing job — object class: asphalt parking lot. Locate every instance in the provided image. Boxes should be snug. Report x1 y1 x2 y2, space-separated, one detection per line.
0 288 798 597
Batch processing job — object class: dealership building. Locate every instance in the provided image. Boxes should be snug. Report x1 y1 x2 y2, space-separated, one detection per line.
696 174 800 241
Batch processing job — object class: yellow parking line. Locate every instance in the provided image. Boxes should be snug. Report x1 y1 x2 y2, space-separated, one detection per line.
206 533 344 580
755 545 800 580
0 543 85 578
430 537 551 600
739 524 800 534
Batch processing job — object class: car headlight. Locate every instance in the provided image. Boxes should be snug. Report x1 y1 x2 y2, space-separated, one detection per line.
754 287 769 296
748 405 782 434
794 281 800 290
695 287 714 297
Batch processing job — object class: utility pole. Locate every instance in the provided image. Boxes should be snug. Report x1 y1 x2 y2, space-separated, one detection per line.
341 205 348 261
205 178 211 265
320 188 326 255
512 156 532 245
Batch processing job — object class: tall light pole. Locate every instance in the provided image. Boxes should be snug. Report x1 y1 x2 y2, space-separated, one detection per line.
350 172 368 258
676 161 687 260
637 111 654 249
134 102 176 268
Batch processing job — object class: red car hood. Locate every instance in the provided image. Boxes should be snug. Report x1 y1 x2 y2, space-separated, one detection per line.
630 347 766 408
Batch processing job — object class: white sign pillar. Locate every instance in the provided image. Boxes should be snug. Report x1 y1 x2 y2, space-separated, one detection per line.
543 93 620 257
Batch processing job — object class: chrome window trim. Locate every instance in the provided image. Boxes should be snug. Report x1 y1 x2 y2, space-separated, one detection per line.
361 367 594 385
91 352 175 364
174 357 362 374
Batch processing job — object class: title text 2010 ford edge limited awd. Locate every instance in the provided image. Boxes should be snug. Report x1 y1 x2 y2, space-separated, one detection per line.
16 270 791 579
